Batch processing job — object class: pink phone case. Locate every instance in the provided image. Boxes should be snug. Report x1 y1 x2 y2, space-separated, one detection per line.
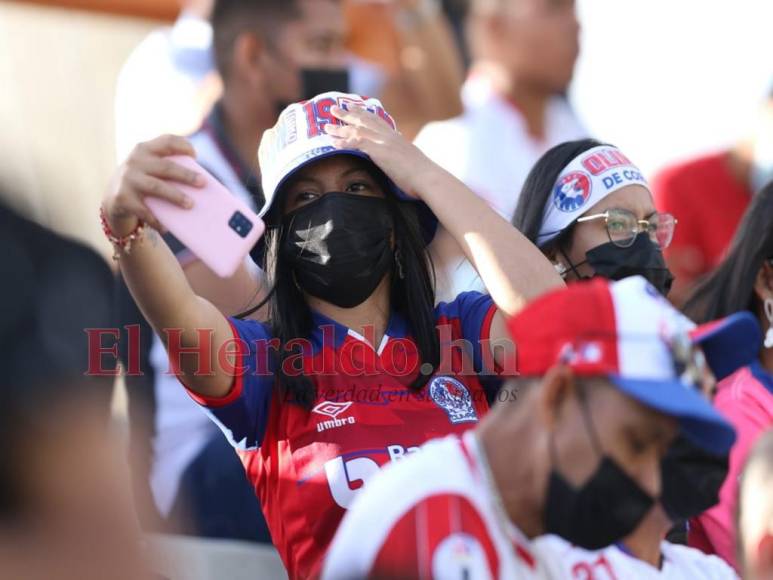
145 155 265 278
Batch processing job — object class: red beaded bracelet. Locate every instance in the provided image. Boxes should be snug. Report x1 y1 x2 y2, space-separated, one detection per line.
99 206 145 260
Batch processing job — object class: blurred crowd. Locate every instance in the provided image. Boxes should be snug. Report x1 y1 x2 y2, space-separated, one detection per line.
1 0 771 579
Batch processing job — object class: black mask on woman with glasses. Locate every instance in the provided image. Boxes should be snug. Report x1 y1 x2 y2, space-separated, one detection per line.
560 234 674 296
558 208 676 296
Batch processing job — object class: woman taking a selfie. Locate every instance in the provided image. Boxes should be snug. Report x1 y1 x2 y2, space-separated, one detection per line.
101 92 562 578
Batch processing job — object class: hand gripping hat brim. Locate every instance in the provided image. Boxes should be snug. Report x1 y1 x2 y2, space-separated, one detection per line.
250 92 438 264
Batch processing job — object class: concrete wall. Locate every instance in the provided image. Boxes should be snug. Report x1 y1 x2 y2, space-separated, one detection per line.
0 2 157 257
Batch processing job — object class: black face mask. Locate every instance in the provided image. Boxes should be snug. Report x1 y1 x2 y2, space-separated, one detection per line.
281 193 394 308
301 68 350 100
544 388 655 550
564 233 675 296
660 433 729 522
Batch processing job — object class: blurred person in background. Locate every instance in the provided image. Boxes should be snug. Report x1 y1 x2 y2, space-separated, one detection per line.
0 204 148 580
0 203 117 416
297 0 384 98
682 183 773 572
116 0 307 544
115 0 219 163
323 276 742 579
739 429 773 580
116 0 464 161
0 392 148 580
173 0 305 308
653 86 773 307
416 0 587 302
339 0 465 139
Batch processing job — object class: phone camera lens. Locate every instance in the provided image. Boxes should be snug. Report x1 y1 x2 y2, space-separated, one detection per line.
228 211 253 238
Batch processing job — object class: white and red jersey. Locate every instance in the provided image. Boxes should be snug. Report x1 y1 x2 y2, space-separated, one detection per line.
322 431 555 579
535 536 738 580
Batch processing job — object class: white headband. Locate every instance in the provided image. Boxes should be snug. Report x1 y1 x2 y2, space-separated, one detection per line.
537 145 650 245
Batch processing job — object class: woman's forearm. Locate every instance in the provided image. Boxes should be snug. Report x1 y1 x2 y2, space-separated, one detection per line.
184 258 268 319
418 169 565 314
118 227 234 396
103 136 237 396
119 227 203 334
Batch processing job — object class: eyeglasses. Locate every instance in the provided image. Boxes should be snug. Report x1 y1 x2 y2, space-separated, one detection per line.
576 208 677 249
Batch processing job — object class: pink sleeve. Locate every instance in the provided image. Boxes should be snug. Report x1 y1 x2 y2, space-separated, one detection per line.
689 375 773 571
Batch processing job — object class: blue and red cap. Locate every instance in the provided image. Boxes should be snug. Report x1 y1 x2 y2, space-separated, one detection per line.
506 276 762 455
688 313 761 381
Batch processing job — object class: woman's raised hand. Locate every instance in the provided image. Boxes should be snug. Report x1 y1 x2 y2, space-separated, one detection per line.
103 135 205 235
324 105 440 199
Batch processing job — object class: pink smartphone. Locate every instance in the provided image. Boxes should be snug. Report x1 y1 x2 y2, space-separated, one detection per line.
145 155 265 278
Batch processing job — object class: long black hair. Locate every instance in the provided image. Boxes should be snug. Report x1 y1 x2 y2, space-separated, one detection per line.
512 138 608 254
240 161 439 408
683 182 773 323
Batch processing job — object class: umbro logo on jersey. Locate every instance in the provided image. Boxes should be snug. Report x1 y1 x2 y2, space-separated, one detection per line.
312 401 352 418
313 401 356 433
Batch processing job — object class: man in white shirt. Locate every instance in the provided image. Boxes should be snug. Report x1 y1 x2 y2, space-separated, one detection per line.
115 0 219 163
416 0 587 301
323 276 759 579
